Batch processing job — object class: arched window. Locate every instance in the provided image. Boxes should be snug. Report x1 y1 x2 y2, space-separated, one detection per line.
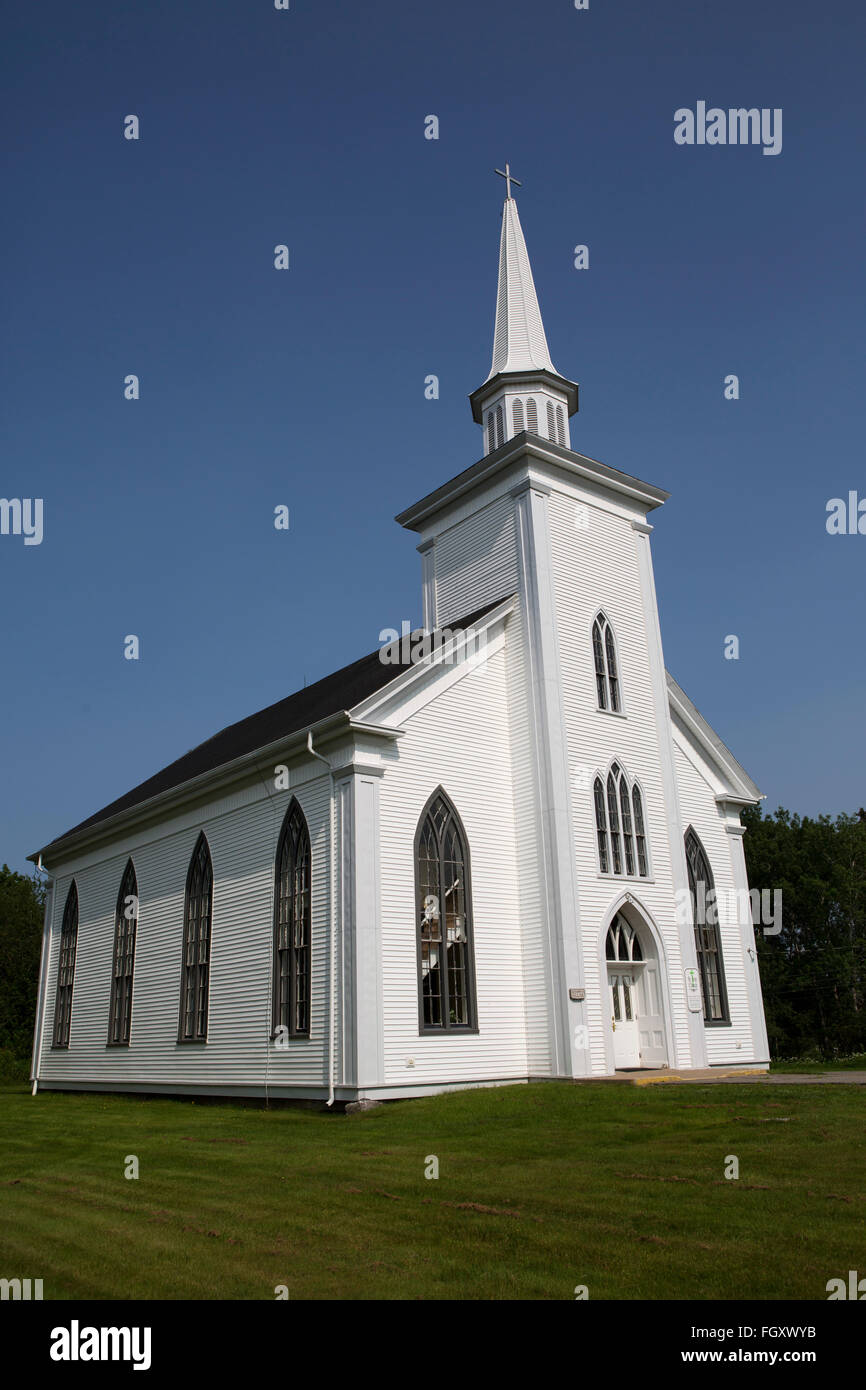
415 789 476 1032
547 400 556 439
512 398 525 433
633 786 648 876
52 881 78 1048
273 800 311 1037
593 778 609 874
685 828 729 1024
495 404 504 449
595 764 649 878
108 860 138 1046
606 770 623 874
526 397 538 433
605 912 643 962
179 833 213 1042
556 404 566 445
486 411 495 453
592 611 621 712
619 775 635 876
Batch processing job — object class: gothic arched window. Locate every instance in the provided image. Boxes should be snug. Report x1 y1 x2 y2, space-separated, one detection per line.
512 398 525 433
415 789 476 1032
608 772 622 867
273 799 312 1038
526 397 538 433
619 774 635 876
605 913 643 962
178 833 213 1042
633 786 648 876
108 860 138 1046
595 764 649 879
593 777 610 874
556 404 566 445
495 404 504 449
547 400 556 439
592 611 621 712
486 411 495 454
52 881 79 1048
685 828 730 1024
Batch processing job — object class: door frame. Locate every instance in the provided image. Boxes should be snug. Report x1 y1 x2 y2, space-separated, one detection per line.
597 892 677 1074
607 963 642 1068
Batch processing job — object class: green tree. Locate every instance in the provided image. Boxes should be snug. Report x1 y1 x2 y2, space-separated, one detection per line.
743 806 866 1058
0 864 46 1062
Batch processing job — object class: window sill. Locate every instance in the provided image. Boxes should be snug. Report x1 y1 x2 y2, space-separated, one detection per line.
418 1026 480 1037
596 874 655 886
595 707 627 719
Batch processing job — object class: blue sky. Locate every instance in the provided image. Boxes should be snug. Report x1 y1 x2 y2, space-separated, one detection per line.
3 0 864 873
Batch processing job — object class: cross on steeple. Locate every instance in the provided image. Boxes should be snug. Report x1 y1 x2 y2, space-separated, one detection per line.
495 162 522 201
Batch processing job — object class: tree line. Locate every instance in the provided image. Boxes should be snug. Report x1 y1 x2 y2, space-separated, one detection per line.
744 805 866 1058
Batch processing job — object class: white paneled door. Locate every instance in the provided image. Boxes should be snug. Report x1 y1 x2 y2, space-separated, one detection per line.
609 968 640 1068
636 958 668 1065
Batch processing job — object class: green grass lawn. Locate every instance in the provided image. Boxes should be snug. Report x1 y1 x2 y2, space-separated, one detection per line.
0 1080 862 1300
770 1053 866 1073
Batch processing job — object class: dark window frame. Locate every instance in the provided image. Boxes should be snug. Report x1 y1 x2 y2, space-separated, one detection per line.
271 798 312 1039
52 880 79 1049
414 787 478 1036
592 611 622 713
107 859 138 1047
177 832 213 1043
684 826 731 1026
593 777 610 873
595 764 650 879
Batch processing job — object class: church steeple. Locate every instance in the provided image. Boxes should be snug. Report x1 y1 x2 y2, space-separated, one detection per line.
470 170 579 456
489 193 558 379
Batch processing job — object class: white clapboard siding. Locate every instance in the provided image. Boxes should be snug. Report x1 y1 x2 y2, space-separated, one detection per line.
414 491 553 1077
546 486 693 1072
434 493 519 627
38 767 335 1095
501 600 553 1075
378 646 530 1085
673 740 757 1062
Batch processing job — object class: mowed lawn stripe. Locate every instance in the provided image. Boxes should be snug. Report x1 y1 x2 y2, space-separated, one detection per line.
0 1081 862 1299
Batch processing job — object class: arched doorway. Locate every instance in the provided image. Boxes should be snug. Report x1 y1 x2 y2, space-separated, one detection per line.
605 909 668 1069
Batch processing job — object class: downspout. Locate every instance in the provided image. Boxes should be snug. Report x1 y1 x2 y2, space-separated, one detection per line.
31 856 54 1096
306 731 338 1107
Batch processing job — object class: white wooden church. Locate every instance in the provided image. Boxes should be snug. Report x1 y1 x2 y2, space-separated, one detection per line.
30 182 770 1103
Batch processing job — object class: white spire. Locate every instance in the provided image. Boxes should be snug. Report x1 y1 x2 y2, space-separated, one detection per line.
469 173 578 456
488 196 558 381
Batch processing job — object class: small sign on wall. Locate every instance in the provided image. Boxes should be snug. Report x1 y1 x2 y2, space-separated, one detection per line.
685 967 703 1013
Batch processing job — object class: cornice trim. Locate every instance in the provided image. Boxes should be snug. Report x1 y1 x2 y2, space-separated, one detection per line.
396 433 669 532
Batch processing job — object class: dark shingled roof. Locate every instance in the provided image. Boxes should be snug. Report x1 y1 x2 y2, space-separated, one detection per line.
35 598 509 858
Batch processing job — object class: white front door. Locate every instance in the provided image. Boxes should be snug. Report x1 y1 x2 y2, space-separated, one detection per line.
609 968 640 1069
636 959 668 1066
